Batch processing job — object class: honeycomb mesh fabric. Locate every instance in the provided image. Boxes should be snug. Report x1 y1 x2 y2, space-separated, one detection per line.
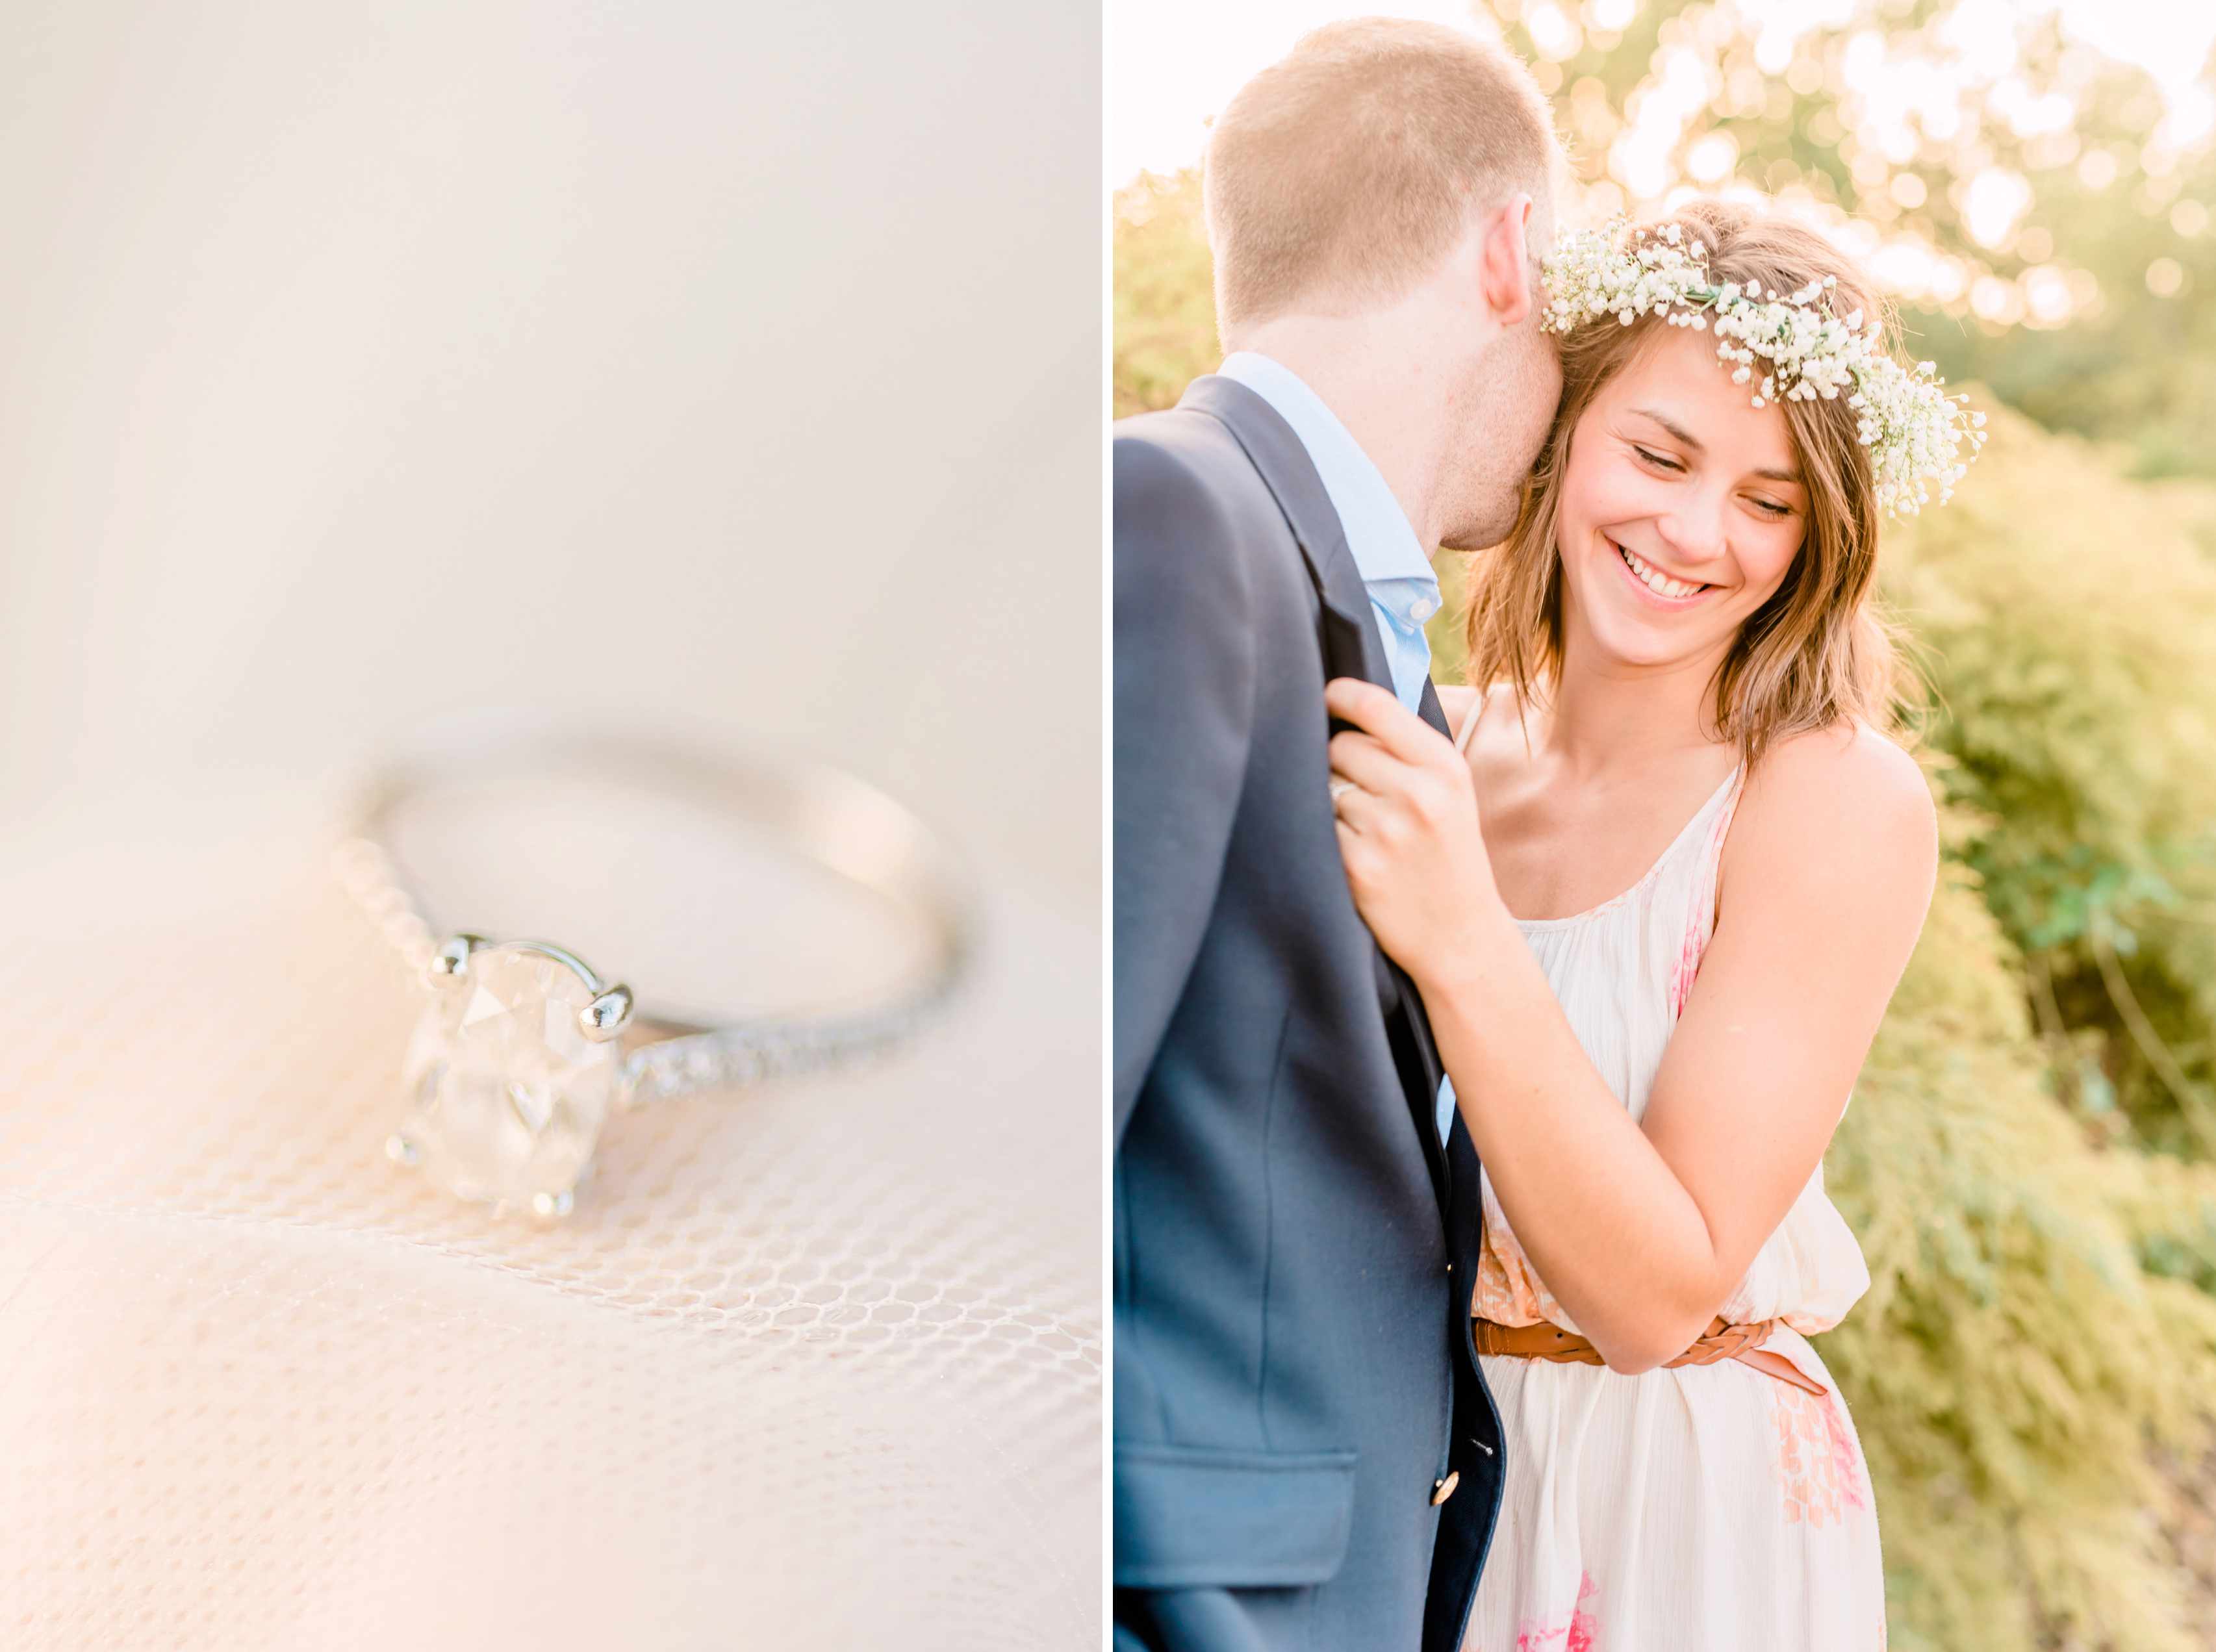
0 813 1101 1649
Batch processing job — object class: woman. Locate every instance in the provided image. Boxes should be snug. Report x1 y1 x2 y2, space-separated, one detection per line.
1325 199 1980 1647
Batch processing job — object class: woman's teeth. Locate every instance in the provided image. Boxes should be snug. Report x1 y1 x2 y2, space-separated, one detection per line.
1616 541 1708 600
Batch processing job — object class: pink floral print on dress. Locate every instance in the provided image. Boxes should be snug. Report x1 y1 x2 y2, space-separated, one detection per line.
1511 1571 1601 1651
1471 1225 1547 1325
1667 793 1739 1019
1471 1183 1573 1328
1772 1380 1869 1529
1666 918 1705 1020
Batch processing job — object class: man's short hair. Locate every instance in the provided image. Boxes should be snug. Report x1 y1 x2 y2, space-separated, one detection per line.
1204 18 1560 335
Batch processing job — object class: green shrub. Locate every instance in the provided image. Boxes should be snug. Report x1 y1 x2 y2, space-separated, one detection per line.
1113 170 1216 420
1891 406 2216 1159
1824 844 2216 1651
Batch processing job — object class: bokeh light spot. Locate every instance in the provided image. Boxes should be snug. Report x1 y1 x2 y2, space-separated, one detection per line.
1963 168 2033 249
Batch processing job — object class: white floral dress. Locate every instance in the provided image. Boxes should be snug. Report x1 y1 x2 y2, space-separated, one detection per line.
1455 740 1886 1651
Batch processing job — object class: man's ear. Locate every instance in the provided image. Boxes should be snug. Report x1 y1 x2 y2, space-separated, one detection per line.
1479 194 1537 327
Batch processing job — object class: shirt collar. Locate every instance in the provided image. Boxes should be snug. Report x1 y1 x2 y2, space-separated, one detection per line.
1216 351 1435 587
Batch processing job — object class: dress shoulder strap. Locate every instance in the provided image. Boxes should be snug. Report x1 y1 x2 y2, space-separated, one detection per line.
1707 763 1749 870
1668 762 1748 1017
1452 683 1497 756
1679 762 1747 891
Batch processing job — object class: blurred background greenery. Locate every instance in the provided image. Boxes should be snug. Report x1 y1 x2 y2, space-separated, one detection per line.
1116 2 2216 1646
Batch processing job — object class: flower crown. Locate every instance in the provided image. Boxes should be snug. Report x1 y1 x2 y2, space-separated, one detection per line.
1540 219 1986 517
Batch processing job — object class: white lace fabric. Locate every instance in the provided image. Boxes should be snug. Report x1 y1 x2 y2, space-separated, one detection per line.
0 807 1100 1650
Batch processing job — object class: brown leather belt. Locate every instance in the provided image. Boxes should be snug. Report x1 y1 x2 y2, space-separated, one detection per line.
1473 1314 1826 1397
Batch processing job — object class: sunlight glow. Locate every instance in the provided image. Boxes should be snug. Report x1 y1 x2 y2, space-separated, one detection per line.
1114 0 2216 331
1116 0 2216 182
1525 2 1581 60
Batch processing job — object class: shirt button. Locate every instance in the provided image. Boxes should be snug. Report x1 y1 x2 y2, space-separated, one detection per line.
1409 596 1438 622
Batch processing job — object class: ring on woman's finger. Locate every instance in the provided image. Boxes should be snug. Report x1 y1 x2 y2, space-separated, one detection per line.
1329 778 1358 802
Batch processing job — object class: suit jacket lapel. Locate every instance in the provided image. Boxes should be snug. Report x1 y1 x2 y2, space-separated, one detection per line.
1182 374 1455 1202
1398 680 1454 1143
1415 676 1449 739
1180 377 1392 699
1377 683 1452 1204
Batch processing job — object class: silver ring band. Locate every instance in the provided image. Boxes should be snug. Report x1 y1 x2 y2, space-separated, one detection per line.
333 721 978 1216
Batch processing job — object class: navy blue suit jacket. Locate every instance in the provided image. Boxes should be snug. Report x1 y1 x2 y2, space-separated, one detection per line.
1113 375 1504 1652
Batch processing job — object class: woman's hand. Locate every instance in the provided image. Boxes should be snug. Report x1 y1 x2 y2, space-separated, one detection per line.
1325 677 1505 978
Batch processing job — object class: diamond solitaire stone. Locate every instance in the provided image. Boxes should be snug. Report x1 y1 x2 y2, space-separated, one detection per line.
396 943 621 1213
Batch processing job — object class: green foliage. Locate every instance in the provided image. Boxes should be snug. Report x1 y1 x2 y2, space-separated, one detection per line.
1113 170 1217 419
1117 133 2216 1647
1824 852 2216 1651
1889 404 2216 1159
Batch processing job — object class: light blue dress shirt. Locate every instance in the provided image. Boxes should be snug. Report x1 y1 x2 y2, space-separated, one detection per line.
1215 353 1464 1143
1215 352 1441 713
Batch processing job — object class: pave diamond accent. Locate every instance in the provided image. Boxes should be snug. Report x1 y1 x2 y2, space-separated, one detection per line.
612 1002 924 1108
398 945 618 1211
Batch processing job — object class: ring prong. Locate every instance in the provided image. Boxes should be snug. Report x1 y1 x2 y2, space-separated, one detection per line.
580 984 634 1043
530 1189 576 1220
385 1133 422 1167
428 934 483 983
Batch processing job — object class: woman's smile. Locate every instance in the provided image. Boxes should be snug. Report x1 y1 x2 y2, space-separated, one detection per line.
1607 534 1716 609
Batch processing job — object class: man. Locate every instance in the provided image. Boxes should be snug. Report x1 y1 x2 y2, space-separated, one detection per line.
1113 20 1564 1651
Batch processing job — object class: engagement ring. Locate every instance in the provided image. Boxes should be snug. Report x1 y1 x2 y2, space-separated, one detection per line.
335 724 976 1218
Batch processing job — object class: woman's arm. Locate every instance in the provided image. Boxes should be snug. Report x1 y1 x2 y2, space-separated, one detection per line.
1323 676 1937 1372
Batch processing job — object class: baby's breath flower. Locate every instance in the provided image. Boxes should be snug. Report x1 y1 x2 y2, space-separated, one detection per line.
1539 219 1982 517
